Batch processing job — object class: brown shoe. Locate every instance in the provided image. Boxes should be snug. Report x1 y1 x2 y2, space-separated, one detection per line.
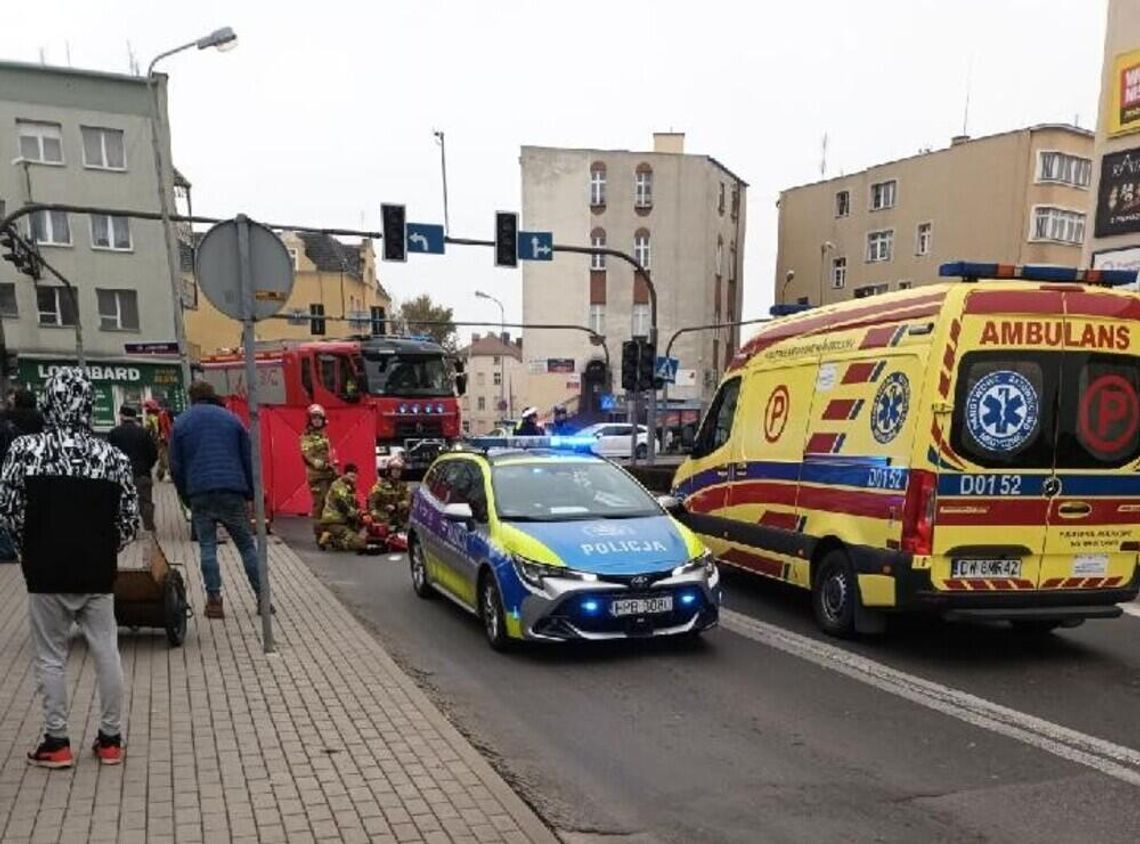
204 594 225 619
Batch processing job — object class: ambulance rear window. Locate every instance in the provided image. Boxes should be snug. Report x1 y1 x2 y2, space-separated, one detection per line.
1057 353 1140 469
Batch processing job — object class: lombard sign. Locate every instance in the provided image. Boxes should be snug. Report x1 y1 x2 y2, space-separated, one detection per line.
1095 147 1140 237
37 363 142 382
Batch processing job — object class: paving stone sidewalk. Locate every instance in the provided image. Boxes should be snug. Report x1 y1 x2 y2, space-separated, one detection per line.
0 484 557 844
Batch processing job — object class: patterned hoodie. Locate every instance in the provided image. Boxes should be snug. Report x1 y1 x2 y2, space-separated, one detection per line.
0 368 140 593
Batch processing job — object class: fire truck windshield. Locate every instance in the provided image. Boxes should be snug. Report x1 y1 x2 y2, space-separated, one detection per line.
361 353 452 397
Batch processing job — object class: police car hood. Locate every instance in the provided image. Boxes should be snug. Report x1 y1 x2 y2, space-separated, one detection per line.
502 515 692 574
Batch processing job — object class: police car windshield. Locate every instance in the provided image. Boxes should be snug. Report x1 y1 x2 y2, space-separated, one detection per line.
492 461 661 521
361 353 451 397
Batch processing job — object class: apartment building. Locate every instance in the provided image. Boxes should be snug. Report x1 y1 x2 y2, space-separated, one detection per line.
520 133 747 415
776 125 1095 306
183 230 390 355
0 60 184 428
458 331 524 435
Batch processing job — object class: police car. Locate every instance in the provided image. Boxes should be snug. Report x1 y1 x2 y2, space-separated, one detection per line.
407 439 720 649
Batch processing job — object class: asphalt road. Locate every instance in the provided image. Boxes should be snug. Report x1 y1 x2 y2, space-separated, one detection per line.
278 516 1140 844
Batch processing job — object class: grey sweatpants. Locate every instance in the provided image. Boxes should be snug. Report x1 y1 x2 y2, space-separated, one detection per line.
28 593 123 739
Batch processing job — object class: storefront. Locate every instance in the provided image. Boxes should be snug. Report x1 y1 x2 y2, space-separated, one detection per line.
15 357 185 431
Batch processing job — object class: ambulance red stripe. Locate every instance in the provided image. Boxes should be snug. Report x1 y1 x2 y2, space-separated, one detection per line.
963 290 1065 316
720 547 784 579
860 326 899 349
822 399 857 420
842 362 877 384
758 511 798 530
804 433 840 454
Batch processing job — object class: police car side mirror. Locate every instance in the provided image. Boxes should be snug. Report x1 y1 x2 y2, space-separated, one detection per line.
443 502 474 525
657 495 684 515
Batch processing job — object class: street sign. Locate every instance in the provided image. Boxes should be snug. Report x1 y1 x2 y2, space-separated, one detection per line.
406 222 445 255
124 342 179 355
195 218 294 322
655 356 679 384
518 231 554 261
600 393 617 412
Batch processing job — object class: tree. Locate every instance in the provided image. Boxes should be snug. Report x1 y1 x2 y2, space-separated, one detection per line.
394 294 457 350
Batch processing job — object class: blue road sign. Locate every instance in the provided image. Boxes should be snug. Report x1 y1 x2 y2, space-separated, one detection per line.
600 393 617 412
518 231 554 261
406 222 445 255
655 356 679 384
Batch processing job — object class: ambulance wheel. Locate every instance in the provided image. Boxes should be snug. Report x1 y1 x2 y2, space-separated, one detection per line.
813 549 857 637
1010 619 1063 635
479 573 511 652
408 537 434 599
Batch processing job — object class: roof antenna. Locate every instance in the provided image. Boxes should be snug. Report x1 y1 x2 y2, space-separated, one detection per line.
65 41 72 67
961 56 973 136
820 132 828 178
127 41 139 76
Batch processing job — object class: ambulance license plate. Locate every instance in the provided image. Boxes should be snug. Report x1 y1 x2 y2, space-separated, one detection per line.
610 596 674 617
951 559 1022 578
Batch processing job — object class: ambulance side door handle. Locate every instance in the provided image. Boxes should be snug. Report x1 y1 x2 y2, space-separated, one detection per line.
1057 501 1092 518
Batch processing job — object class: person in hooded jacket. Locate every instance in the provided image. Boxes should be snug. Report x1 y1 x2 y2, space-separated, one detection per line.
0 368 140 768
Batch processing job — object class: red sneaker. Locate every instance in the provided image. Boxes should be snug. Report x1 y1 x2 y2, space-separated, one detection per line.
92 732 123 765
27 736 73 769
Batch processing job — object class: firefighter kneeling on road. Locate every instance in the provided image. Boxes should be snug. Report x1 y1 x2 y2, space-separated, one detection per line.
317 463 367 552
300 404 337 543
368 455 411 533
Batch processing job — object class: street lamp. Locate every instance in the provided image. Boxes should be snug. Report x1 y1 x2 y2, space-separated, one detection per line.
474 290 506 417
146 26 238 401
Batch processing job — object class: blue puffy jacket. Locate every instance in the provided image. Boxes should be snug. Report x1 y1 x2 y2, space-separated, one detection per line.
170 403 254 500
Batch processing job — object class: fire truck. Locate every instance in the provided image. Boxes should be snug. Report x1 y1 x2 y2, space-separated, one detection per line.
199 336 463 471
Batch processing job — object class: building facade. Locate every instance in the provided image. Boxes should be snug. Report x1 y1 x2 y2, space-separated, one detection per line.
0 60 184 426
458 331 524 435
183 230 391 356
1084 0 1140 279
776 125 1095 306
520 133 747 415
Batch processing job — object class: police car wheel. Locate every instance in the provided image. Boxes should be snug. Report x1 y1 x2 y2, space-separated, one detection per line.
409 538 434 599
812 550 857 637
480 574 510 651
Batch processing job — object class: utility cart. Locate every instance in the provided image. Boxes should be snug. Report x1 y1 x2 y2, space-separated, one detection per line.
113 533 190 647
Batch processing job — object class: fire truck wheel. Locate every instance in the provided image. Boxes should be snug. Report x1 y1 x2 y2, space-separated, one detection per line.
812 549 857 638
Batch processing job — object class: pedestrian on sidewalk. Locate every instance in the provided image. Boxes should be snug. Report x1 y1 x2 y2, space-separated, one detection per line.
0 368 140 768
170 380 263 619
0 388 44 562
108 404 159 532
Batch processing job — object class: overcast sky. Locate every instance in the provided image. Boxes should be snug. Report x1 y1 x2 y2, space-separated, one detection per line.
2 0 1107 338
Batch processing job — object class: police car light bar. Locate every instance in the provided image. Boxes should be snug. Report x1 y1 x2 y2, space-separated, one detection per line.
939 261 1139 287
462 435 595 453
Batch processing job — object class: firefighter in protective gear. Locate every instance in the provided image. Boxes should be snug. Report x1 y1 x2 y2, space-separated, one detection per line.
300 404 337 541
368 455 411 532
318 463 367 552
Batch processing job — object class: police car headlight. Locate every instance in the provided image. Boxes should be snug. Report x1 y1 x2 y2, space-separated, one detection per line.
672 551 716 578
512 556 597 588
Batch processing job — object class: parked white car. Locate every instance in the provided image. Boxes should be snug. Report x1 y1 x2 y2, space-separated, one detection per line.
576 423 660 459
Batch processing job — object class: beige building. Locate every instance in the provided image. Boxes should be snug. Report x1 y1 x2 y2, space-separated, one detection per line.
1084 0 1140 278
776 125 1095 306
520 133 747 415
458 331 523 435
183 231 390 356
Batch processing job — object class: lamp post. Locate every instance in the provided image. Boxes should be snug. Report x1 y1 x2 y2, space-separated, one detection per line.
474 290 506 418
147 27 237 401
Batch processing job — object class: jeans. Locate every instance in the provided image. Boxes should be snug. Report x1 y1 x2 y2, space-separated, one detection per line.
136 474 155 532
190 492 261 597
0 528 15 560
29 593 122 739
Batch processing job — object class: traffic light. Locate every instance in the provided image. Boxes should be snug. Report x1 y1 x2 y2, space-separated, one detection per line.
638 340 657 391
380 204 406 262
621 340 639 392
1 225 42 280
494 211 518 268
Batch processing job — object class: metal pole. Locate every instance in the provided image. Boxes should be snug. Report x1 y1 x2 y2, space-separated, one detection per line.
434 130 450 235
236 215 274 654
147 74 194 405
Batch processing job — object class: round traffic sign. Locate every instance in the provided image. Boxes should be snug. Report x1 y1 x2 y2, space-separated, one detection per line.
195 217 294 321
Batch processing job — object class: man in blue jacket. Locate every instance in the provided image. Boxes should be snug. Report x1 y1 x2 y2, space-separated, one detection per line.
170 381 261 619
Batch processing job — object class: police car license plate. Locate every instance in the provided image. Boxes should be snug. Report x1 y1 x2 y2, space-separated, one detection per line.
610 596 674 617
950 559 1022 578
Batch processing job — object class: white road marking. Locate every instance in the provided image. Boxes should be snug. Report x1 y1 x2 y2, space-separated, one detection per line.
1121 602 1140 619
720 609 1140 788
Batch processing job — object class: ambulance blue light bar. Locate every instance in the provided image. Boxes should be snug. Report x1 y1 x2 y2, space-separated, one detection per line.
939 262 1138 287
770 303 814 317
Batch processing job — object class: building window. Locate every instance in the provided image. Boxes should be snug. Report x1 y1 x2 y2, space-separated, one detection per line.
731 185 740 220
309 303 326 336
835 190 850 217
713 339 720 373
476 371 486 387
831 257 847 289
716 237 724 277
729 244 737 282
916 222 932 256
477 396 486 411
1031 206 1086 245
1038 151 1092 188
633 229 651 270
590 227 606 271
30 210 71 246
493 371 502 386
0 283 18 318
96 288 140 331
853 283 889 299
635 165 653 208
491 355 501 366
287 248 299 270
898 280 913 290
718 182 726 214
90 215 132 251
866 229 893 262
80 126 126 170
631 303 651 338
36 286 78 327
17 121 63 164
370 305 386 336
870 179 897 210
588 303 605 334
590 163 606 206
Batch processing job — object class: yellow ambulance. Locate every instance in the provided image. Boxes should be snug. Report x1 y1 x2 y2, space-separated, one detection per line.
672 262 1140 636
